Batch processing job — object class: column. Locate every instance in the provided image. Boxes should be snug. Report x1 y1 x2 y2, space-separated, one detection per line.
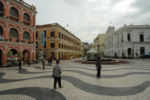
4 26 9 40
2 53 7 67
33 15 36 27
4 4 10 18
19 11 23 23
19 32 23 41
30 14 33 26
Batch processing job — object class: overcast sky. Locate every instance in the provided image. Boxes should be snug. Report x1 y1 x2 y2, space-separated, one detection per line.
24 0 150 43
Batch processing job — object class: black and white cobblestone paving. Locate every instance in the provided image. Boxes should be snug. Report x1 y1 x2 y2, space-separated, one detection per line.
0 59 150 100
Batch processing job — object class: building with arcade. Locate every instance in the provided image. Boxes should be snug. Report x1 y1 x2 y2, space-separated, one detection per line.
0 0 36 66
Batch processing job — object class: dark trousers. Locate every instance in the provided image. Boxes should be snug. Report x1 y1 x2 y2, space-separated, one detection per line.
97 68 101 78
19 64 21 70
54 77 62 89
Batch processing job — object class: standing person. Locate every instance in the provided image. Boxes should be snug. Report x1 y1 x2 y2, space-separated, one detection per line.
18 59 22 70
42 58 46 70
53 60 63 89
96 57 102 78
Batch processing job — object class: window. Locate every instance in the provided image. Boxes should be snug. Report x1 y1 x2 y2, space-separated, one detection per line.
24 13 30 25
36 31 38 38
51 42 55 48
62 34 63 39
51 30 55 37
10 7 19 21
23 31 30 40
59 32 61 38
0 2 4 16
44 30 47 38
36 42 38 48
0 26 3 37
140 47 145 55
128 48 132 56
127 33 131 42
9 28 18 39
44 41 46 48
140 34 144 42
24 13 30 22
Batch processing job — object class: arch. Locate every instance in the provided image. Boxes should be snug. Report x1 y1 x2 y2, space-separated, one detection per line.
10 49 18 56
0 1 4 16
10 7 19 21
9 28 19 39
0 49 2 65
23 31 30 40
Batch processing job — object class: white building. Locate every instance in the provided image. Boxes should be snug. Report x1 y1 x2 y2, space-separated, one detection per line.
105 25 150 58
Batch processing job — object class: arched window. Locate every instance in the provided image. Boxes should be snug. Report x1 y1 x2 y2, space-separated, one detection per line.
24 13 30 25
127 33 131 42
10 7 19 21
0 2 4 16
9 28 18 39
0 26 3 37
23 31 30 40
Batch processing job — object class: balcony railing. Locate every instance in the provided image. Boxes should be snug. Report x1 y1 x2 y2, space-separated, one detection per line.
13 0 33 9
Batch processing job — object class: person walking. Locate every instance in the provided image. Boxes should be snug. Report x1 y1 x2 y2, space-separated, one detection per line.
50 57 53 66
27 57 30 67
18 59 22 70
42 58 46 70
96 57 102 78
53 60 63 89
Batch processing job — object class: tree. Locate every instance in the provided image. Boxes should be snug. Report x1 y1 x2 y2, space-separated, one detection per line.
7 51 13 57
17 51 23 60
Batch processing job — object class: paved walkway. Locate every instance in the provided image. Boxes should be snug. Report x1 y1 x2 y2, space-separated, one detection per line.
0 59 150 100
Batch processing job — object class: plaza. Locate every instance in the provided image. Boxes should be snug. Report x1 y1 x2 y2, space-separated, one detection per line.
0 59 150 100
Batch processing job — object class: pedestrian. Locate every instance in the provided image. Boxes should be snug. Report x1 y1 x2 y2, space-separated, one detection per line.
96 57 102 78
27 57 30 67
50 57 53 66
48 58 50 65
52 60 63 89
42 58 46 70
18 59 22 70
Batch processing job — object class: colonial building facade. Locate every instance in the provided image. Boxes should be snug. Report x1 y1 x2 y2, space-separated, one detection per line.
93 34 106 56
105 25 150 58
36 23 81 60
0 0 36 66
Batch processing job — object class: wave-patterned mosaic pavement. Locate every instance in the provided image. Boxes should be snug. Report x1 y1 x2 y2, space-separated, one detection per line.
0 59 150 100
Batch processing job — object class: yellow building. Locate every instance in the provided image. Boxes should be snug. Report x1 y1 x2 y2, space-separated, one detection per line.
36 23 81 60
93 34 106 56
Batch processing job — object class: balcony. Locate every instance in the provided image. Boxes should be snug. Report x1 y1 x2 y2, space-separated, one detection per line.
23 20 30 26
10 16 18 21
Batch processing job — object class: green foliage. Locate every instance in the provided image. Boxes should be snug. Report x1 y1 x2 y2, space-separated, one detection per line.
7 51 13 57
17 51 23 60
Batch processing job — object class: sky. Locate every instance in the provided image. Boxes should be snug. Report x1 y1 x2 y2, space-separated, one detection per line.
24 0 150 43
